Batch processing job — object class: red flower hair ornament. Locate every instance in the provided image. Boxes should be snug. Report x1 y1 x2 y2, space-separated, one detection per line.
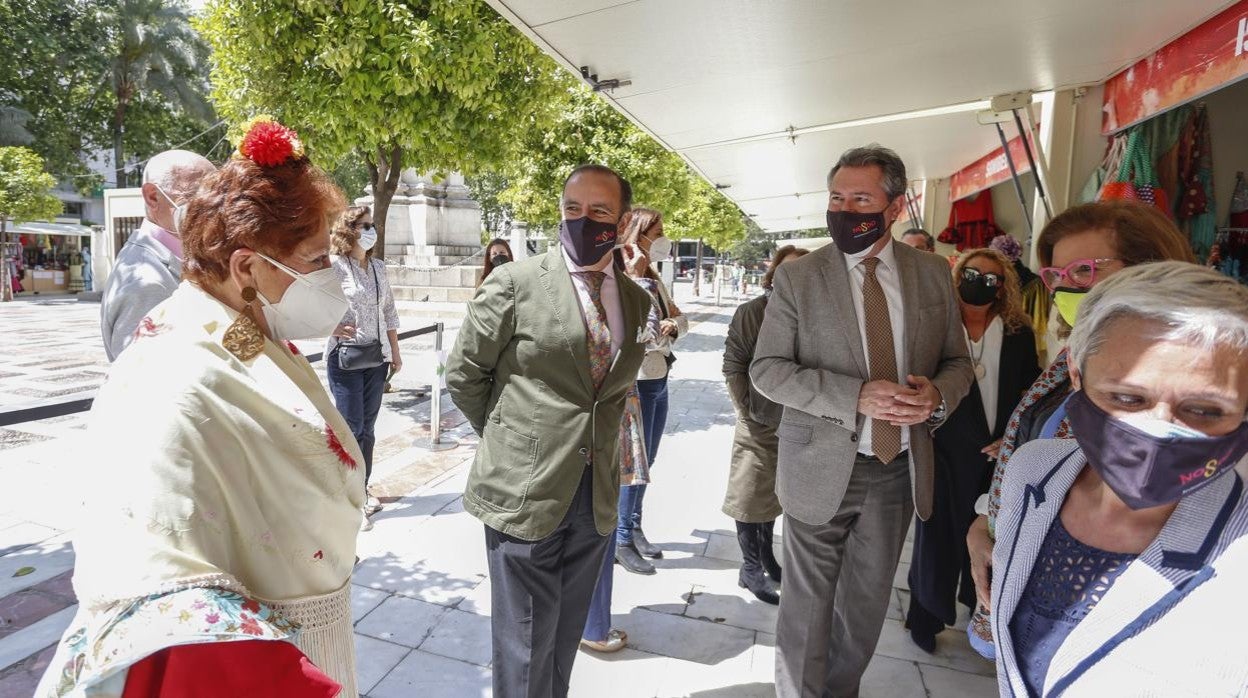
236 115 305 167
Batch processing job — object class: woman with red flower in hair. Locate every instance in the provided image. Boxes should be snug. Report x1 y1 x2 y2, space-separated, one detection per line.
37 117 365 697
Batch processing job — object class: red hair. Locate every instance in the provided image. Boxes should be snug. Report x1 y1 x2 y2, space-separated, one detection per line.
181 156 345 284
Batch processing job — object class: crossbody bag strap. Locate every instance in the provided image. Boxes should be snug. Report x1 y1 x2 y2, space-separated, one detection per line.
370 260 383 341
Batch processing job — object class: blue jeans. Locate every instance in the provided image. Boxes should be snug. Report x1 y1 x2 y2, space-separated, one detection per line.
326 347 389 486
581 536 617 642
616 375 670 545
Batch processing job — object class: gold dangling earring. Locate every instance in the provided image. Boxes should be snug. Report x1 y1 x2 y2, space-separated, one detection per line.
223 286 265 361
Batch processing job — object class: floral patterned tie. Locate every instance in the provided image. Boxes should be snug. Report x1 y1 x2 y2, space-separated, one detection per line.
577 271 612 392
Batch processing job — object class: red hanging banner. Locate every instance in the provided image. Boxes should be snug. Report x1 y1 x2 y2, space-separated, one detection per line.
948 132 1034 202
1102 1 1248 135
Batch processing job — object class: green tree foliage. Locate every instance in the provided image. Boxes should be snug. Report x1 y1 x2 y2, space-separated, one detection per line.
0 0 215 190
198 0 563 257
0 0 114 181
0 147 61 300
498 80 745 248
105 0 215 187
728 218 777 265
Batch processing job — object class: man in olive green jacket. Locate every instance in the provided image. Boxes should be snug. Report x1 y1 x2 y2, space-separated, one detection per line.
447 165 651 698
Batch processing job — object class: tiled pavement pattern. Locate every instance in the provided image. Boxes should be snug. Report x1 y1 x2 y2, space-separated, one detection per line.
0 289 996 697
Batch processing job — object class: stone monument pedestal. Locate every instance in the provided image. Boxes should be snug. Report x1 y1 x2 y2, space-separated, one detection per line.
355 170 485 319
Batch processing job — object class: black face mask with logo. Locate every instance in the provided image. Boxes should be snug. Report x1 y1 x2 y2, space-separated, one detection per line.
826 210 888 255
559 216 617 267
490 253 511 267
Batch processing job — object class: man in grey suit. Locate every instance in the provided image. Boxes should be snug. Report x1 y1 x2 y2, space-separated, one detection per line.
751 145 974 697
100 149 215 361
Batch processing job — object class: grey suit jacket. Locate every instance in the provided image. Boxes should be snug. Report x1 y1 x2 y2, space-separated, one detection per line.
749 240 973 522
992 439 1248 697
100 223 181 362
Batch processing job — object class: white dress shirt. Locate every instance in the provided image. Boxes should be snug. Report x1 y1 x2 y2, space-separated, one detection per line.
847 241 909 456
969 315 1004 434
563 248 624 357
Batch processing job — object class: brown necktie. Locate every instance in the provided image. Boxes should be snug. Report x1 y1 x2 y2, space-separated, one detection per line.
862 257 901 462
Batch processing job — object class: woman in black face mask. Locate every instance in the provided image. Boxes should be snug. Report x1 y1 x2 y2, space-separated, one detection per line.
905 247 1040 653
476 238 515 287
990 261 1248 696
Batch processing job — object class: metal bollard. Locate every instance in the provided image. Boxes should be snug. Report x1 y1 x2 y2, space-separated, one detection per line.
432 322 443 445
413 321 457 452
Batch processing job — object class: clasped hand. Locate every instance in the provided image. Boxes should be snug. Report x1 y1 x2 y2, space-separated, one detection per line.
857 375 939 426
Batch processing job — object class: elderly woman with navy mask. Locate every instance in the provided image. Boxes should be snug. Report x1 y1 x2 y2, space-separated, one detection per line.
991 261 1248 697
327 205 401 530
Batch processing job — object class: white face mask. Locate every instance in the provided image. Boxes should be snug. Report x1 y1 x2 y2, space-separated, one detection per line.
358 226 377 252
154 184 187 237
254 253 349 341
647 236 673 263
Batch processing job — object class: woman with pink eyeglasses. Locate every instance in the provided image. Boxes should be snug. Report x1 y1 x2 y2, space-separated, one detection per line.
963 200 1195 658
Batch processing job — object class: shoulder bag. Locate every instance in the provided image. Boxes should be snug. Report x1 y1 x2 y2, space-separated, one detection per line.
338 261 386 371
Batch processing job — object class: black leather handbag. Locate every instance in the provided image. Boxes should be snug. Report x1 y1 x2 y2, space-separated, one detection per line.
338 262 386 371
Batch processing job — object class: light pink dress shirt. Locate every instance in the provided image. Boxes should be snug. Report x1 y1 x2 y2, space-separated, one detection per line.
141 219 183 260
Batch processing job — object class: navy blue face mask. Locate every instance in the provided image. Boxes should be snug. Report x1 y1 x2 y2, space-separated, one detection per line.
1065 389 1248 510
559 216 617 267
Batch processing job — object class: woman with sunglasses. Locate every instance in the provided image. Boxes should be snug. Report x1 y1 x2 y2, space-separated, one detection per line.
906 248 1041 652
964 200 1195 658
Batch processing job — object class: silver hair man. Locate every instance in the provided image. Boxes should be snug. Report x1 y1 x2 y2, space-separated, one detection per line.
101 149 216 361
141 149 216 235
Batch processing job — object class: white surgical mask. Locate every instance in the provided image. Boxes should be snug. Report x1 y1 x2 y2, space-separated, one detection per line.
647 236 673 263
358 226 377 252
154 184 187 237
254 253 349 340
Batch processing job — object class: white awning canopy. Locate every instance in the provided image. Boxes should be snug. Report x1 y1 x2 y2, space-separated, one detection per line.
10 221 94 237
487 0 1232 231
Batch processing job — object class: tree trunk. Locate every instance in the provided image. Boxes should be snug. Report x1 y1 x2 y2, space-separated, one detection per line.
694 237 704 296
112 75 128 188
1 218 10 302
368 144 404 264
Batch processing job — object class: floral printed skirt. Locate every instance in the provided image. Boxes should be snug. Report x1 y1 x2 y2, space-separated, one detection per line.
619 386 650 487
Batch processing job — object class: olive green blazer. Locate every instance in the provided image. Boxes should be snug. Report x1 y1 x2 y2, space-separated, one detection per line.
447 247 651 541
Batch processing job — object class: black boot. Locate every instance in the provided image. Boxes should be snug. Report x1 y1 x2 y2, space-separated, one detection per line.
633 527 663 559
735 521 779 605
758 519 782 584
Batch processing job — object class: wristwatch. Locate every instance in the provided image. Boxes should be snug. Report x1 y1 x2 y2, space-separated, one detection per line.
926 399 948 425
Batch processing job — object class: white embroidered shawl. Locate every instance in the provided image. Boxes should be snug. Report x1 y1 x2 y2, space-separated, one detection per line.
69 282 365 610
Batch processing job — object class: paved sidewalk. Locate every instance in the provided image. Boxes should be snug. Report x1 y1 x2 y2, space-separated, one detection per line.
0 286 997 696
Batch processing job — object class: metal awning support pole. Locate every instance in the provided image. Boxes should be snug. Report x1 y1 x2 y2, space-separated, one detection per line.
995 121 1034 236
1012 109 1055 220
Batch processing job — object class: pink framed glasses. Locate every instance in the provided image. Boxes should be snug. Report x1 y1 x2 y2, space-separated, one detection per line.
1038 257 1122 292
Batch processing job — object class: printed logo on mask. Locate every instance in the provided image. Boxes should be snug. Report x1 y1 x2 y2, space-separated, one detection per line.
852 220 879 237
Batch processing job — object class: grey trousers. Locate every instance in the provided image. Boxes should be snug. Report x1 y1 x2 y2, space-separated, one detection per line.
484 467 611 698
775 453 913 698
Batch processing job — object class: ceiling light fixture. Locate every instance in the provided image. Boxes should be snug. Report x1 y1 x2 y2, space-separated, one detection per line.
683 98 994 152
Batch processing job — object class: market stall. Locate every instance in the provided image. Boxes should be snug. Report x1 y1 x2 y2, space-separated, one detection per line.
7 221 94 295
